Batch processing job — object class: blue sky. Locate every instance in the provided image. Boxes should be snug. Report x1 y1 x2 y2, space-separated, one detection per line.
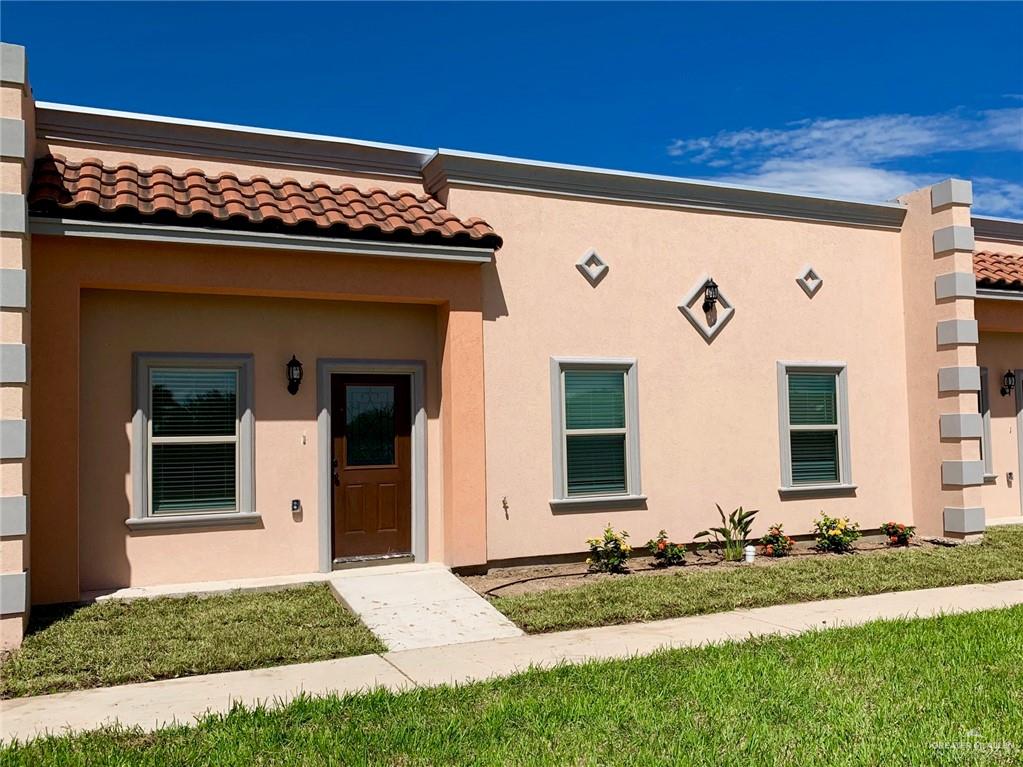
3 2 1021 215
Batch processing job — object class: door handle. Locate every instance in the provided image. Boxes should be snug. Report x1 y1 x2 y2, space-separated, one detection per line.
332 457 340 486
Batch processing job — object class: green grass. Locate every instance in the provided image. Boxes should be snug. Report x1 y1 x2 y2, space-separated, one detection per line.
0 584 384 698
495 525 1023 633
4 607 1021 766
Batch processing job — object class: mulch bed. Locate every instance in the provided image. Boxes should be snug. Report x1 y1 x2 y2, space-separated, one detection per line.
461 539 943 599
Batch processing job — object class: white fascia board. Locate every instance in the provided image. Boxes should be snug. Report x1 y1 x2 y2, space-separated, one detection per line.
424 149 907 230
38 102 910 230
972 215 1023 245
976 288 1023 302
36 102 433 180
29 217 494 263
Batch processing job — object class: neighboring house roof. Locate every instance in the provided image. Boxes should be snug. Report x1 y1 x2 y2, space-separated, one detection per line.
974 250 1023 291
27 154 502 250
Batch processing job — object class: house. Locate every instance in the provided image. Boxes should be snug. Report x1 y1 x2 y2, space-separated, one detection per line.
1 42 1020 649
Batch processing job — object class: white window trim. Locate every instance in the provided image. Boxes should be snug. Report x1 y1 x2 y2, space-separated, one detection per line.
979 367 996 483
777 361 856 497
128 353 258 530
549 357 645 510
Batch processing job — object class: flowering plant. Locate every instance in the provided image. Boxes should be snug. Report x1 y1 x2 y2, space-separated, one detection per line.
646 530 686 567
813 513 861 553
879 521 915 546
760 524 794 557
586 524 631 573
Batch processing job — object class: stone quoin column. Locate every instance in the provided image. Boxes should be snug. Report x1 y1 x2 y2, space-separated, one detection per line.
899 179 985 539
0 42 34 649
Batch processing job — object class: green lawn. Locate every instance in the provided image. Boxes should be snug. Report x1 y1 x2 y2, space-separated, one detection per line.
495 525 1023 633
4 607 1021 766
0 584 384 698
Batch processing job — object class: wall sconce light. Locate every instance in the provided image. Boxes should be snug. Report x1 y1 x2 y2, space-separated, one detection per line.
286 355 304 396
702 278 719 313
1001 369 1017 397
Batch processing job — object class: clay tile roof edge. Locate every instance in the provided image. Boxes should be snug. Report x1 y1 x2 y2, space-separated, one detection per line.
28 154 502 250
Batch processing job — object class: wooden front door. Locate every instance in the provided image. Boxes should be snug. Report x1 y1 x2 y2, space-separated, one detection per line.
331 374 412 560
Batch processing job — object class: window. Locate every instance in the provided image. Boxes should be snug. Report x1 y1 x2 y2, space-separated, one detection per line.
131 354 255 527
550 358 643 507
980 367 995 481
777 362 853 493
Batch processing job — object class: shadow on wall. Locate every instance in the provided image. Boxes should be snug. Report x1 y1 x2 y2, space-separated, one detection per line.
481 259 509 322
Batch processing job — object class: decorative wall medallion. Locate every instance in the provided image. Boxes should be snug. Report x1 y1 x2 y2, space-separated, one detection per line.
678 273 735 343
796 265 823 298
576 248 609 287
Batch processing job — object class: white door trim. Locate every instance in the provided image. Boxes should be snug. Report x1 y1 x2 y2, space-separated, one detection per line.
316 359 428 571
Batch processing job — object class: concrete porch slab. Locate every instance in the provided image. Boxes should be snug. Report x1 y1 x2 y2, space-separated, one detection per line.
84 571 334 602
328 563 523 651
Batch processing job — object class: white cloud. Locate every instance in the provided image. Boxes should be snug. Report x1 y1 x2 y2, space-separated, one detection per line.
667 108 1023 214
972 178 1023 217
715 160 928 203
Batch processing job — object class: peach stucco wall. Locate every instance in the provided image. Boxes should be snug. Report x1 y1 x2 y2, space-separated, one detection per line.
30 235 488 603
78 290 441 592
447 186 916 559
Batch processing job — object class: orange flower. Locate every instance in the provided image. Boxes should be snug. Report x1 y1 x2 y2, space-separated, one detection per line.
890 536 899 544
765 544 774 555
657 540 666 551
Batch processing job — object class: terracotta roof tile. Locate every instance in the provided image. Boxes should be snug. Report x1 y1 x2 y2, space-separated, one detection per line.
28 154 502 249
975 251 1023 291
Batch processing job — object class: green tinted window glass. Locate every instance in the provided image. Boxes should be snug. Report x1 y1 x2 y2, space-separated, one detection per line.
152 442 236 513
565 370 625 430
788 373 836 426
566 434 627 496
790 431 839 484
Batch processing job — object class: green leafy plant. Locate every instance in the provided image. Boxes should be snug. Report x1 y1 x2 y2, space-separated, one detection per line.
646 530 686 567
760 523 795 557
586 524 631 574
813 513 861 553
879 521 915 547
695 505 759 562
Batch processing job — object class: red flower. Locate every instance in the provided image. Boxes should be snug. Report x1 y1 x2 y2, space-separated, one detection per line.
657 540 666 551
889 536 899 544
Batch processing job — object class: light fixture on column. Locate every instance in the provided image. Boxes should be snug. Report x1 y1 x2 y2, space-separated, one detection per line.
286 355 304 395
1001 369 1016 397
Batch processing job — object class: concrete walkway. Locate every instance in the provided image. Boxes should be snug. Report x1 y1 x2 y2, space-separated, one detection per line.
327 563 522 650
85 563 523 652
2 580 1021 744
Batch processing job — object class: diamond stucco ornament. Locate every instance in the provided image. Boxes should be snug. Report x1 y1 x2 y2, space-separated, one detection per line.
678 273 735 343
576 248 609 287
796 265 823 298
